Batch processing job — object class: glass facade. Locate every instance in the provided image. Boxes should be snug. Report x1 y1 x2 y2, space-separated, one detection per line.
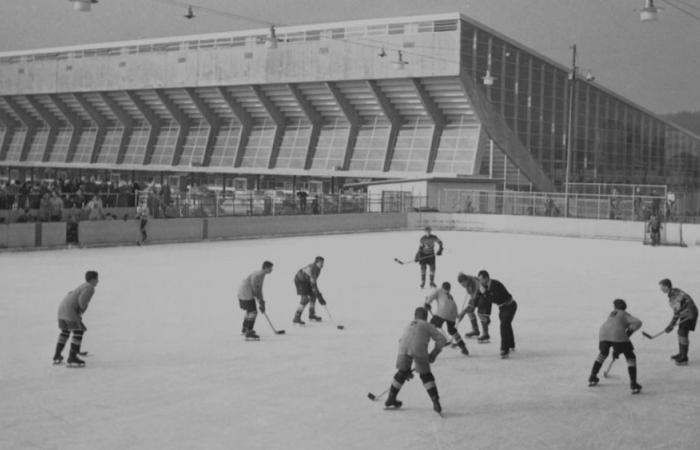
350 118 391 172
240 119 275 168
312 119 349 170
122 122 150 165
150 121 179 166
72 124 97 163
178 119 209 167
96 126 123 165
209 120 241 167
26 127 49 162
275 120 311 169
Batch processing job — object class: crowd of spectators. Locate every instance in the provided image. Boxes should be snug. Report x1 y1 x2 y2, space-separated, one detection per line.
0 177 148 223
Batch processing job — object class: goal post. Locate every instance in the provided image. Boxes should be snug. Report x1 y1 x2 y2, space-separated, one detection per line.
643 220 687 247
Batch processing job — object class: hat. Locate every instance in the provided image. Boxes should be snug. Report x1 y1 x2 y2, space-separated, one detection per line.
613 299 627 311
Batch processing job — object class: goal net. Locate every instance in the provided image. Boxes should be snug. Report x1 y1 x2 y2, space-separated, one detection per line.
643 220 687 247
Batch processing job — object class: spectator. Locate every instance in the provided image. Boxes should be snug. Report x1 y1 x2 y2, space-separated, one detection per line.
66 213 79 244
85 195 105 221
38 193 52 222
49 191 64 222
297 190 308 213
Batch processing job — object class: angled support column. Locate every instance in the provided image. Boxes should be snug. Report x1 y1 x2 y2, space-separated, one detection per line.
49 95 80 163
251 85 286 169
411 79 447 173
288 84 322 170
367 80 401 172
99 92 134 165
74 93 108 164
185 88 220 167
4 97 39 162
217 87 253 168
0 106 14 160
126 91 160 165
25 96 59 162
155 90 190 166
458 72 554 191
326 82 360 171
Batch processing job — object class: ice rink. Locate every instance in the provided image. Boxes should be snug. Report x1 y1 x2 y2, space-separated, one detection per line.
1 230 699 450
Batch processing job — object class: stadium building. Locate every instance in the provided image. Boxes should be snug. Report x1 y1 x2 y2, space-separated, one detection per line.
1 12 699 198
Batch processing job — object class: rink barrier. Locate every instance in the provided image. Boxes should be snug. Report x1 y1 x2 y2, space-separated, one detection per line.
407 212 700 244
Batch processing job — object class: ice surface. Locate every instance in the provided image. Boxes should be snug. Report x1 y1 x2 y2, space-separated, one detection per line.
1 231 699 450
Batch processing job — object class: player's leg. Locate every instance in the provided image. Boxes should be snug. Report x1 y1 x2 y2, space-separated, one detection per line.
67 329 85 366
589 341 612 385
619 342 641 393
53 326 70 364
446 320 469 355
239 299 258 338
477 313 491 342
676 324 691 365
429 315 445 329
293 278 310 324
385 355 413 408
308 296 322 322
416 358 441 413
419 262 427 288
428 258 437 288
498 302 517 358
464 301 480 338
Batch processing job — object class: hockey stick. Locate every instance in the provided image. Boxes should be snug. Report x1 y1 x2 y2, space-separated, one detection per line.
642 330 664 340
368 370 415 401
322 304 345 330
394 253 442 265
262 312 286 335
603 358 616 378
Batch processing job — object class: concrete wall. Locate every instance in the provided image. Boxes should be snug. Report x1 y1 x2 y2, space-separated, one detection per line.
0 31 459 95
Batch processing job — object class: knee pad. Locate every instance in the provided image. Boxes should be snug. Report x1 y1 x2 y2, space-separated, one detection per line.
680 336 690 345
300 295 311 306
626 357 636 367
395 370 411 383
678 328 690 338
479 314 491 325
246 311 257 320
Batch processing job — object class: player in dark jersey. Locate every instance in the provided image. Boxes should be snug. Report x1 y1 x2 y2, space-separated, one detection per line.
647 215 662 246
457 273 483 339
477 270 517 358
415 226 443 289
292 256 326 325
660 279 698 366
588 299 643 394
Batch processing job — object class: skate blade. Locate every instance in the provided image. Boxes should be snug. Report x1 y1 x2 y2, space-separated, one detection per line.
477 340 490 344
66 363 85 368
244 338 261 341
52 361 63 366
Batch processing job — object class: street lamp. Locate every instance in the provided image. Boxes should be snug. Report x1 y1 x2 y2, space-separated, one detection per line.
564 44 577 218
69 0 98 12
640 0 660 22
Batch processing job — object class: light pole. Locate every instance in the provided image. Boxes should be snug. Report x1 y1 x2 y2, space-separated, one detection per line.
564 44 577 218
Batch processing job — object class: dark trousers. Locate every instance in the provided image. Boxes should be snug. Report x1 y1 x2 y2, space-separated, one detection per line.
499 301 517 351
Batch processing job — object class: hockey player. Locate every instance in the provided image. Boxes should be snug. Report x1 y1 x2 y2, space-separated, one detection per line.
384 306 447 414
135 198 149 246
53 271 99 367
659 279 698 365
415 226 443 288
456 272 483 339
477 270 517 358
425 282 469 355
588 299 643 394
647 215 662 246
292 256 326 325
237 261 273 340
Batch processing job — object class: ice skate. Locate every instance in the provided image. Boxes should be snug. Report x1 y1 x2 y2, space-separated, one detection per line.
431 397 442 415
384 394 402 410
429 282 437 288
500 349 510 359
308 314 323 322
588 375 599 387
52 355 64 365
66 354 85 368
670 353 681 361
420 282 425 289
460 345 469 356
244 330 260 341
675 356 688 366
631 382 642 394
464 330 480 339
477 335 490 344
293 312 306 325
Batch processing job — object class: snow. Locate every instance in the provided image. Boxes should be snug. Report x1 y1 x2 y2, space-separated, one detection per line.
1 230 699 450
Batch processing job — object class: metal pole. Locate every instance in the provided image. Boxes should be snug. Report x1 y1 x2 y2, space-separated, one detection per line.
564 44 577 218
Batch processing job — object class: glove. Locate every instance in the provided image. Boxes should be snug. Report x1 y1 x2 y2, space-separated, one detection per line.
414 252 420 262
479 284 487 294
258 300 266 314
317 293 327 306
428 348 441 363
665 324 674 333
612 351 620 360
405 371 414 381
436 248 443 256
424 303 431 312
625 328 634 337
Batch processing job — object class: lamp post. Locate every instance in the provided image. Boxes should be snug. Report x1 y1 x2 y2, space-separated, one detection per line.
564 44 577 218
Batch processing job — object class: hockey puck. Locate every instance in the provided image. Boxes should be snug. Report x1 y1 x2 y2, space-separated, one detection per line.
337 325 345 330
367 393 376 400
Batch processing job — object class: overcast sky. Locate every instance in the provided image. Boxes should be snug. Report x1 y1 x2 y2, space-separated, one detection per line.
1 0 699 114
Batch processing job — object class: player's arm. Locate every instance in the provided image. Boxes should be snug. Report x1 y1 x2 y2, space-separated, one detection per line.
435 236 443 255
77 285 94 314
424 290 438 312
625 313 643 336
427 326 448 362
